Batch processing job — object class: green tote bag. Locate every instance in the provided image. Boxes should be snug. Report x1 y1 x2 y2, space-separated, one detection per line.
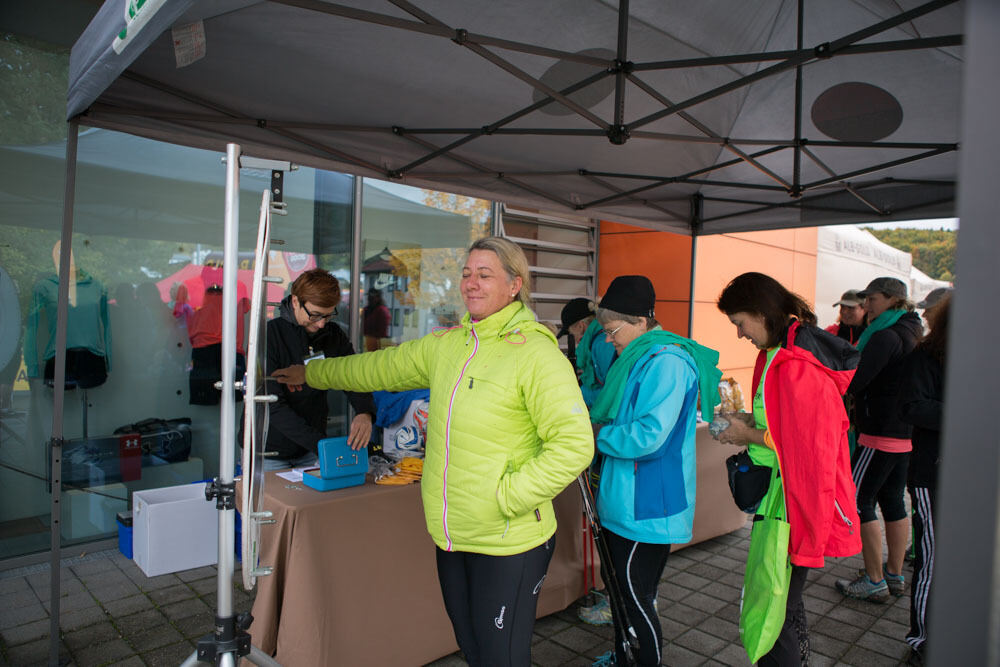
739 462 793 663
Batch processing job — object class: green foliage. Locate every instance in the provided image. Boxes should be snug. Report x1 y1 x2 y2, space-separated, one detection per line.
0 34 70 146
862 227 957 281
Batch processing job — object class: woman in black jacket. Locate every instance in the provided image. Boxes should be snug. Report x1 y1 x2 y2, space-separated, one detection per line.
263 269 375 470
898 293 950 665
836 277 922 602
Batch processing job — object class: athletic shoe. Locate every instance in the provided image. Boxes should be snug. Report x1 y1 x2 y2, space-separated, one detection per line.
578 593 612 626
884 570 905 596
855 566 906 596
836 574 890 602
592 650 617 666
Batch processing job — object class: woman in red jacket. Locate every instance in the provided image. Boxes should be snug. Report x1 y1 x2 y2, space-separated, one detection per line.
714 272 862 666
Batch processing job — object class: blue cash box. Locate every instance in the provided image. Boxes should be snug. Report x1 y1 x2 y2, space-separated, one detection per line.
301 437 367 491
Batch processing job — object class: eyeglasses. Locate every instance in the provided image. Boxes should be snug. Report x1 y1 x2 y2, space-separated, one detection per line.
603 323 626 338
302 302 337 322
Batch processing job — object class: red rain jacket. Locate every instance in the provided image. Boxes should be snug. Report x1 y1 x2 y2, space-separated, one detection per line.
753 322 862 567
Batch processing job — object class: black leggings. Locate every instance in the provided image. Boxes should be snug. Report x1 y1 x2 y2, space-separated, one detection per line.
852 444 910 523
435 536 554 667
603 529 671 667
758 564 809 667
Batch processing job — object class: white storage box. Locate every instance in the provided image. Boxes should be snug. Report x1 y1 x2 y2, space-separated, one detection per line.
132 483 218 577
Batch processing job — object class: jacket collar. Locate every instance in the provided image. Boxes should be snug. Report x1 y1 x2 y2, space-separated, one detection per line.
461 300 551 343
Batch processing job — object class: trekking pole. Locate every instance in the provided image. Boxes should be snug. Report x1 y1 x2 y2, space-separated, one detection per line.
576 474 639 665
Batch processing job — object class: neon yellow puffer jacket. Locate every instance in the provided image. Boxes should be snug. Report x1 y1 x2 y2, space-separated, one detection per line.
305 301 594 555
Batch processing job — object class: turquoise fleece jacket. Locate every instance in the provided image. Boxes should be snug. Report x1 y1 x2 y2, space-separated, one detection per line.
595 345 699 544
304 301 594 556
578 319 617 407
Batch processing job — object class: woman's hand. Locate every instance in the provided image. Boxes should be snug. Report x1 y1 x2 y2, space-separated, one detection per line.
717 415 764 448
272 364 307 391
348 413 373 451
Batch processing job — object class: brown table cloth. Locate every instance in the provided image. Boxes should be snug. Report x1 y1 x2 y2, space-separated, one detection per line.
247 425 745 665
247 475 587 666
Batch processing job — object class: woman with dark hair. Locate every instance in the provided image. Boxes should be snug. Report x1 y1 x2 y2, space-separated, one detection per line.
836 277 922 602
714 272 861 666
898 293 950 665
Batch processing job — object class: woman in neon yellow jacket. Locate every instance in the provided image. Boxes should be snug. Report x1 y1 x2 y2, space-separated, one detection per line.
274 236 593 665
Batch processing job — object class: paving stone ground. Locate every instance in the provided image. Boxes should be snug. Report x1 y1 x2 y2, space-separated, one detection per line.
0 523 916 666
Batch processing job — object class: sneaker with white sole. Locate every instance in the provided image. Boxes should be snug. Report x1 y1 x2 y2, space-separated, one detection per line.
836 573 890 602
855 566 906 596
884 570 905 596
578 593 612 626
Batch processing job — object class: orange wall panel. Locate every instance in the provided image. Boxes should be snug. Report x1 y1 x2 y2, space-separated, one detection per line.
597 224 819 412
599 224 692 305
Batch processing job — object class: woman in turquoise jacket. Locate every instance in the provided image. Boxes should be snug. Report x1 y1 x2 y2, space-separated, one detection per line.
588 276 722 667
274 237 593 666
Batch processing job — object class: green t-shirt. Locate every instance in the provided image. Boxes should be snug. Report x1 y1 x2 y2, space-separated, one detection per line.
750 346 784 518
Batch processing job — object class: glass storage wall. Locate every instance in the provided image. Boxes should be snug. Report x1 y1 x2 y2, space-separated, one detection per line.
359 182 491 350
0 34 491 564
0 31 358 559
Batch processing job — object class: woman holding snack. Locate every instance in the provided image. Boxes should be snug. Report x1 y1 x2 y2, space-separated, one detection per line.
714 272 861 666
273 236 593 666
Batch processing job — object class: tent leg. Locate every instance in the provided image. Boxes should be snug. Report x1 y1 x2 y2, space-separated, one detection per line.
687 194 702 338
48 118 80 666
929 0 1000 663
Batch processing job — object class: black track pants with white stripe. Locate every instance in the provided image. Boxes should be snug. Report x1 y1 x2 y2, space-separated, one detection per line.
604 529 672 666
907 486 936 651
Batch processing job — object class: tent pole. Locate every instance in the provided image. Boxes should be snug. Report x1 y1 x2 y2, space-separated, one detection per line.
929 0 1000 663
687 194 702 338
47 118 79 666
792 0 803 197
350 177 363 345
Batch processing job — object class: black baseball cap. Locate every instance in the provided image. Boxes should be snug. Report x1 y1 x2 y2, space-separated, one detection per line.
857 277 907 300
557 298 594 338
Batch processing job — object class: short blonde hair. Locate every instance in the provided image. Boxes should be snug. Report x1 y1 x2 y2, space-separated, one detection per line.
468 236 532 308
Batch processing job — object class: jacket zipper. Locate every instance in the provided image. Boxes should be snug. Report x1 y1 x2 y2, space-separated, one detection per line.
834 499 854 535
442 325 480 550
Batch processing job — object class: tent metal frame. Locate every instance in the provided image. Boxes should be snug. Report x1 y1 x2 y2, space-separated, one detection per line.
45 0 998 665
78 0 960 232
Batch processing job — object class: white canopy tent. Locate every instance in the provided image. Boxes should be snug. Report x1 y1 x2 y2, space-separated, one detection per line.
814 225 911 327
42 0 1000 664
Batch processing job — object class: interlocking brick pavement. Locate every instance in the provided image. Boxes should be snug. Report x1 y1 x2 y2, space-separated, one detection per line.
0 522 918 665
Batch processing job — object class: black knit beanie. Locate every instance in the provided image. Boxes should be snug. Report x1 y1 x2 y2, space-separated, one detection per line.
599 275 655 318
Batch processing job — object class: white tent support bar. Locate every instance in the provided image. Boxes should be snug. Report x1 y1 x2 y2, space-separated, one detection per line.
48 118 80 667
217 144 240 632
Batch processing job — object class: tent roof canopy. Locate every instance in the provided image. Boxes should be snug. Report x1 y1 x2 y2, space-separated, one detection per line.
69 0 963 235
